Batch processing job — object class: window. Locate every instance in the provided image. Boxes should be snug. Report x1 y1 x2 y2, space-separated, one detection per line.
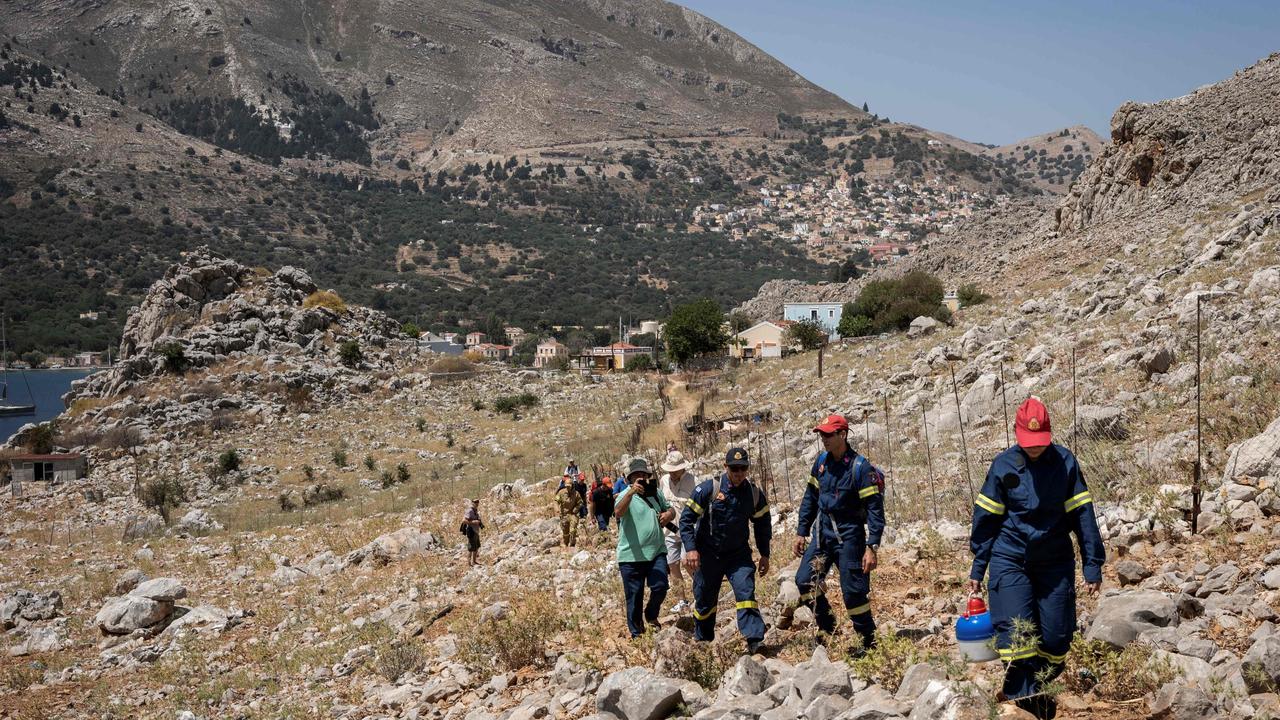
829 310 834 318
810 309 818 320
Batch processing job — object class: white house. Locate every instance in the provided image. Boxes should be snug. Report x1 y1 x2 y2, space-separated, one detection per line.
533 339 568 368
465 332 486 347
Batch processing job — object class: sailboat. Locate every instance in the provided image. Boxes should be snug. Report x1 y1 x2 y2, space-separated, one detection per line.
0 315 36 417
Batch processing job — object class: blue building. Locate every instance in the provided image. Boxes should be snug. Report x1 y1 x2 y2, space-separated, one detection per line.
783 302 845 340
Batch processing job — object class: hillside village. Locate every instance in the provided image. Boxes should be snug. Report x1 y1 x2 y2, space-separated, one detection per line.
694 175 1005 264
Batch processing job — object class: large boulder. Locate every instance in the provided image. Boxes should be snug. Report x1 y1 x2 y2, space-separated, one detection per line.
131 577 188 602
1075 405 1128 441
907 316 940 339
1221 413 1280 486
719 654 771 700
596 667 686 720
1085 591 1179 648
95 594 171 635
1243 635 1280 694
1148 682 1216 720
795 646 860 701
345 528 442 566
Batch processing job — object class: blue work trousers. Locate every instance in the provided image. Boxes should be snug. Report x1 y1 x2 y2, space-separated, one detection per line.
594 513 610 531
692 551 764 642
988 558 1075 718
794 527 875 645
619 554 670 638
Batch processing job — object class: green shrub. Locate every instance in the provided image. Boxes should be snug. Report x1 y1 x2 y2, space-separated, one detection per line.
784 318 826 350
136 474 188 524
338 340 363 368
157 341 189 373
458 593 570 673
400 321 421 338
396 462 410 484
332 448 349 467
957 283 990 307
216 448 242 475
363 454 377 471
626 354 654 372
845 271 950 335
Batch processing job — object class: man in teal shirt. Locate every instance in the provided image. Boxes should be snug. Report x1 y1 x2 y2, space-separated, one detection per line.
615 457 677 638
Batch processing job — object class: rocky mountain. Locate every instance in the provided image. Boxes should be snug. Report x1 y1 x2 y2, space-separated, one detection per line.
0 0 858 162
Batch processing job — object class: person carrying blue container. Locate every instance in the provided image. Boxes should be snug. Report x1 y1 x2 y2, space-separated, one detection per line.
679 447 771 654
792 413 885 655
968 397 1106 720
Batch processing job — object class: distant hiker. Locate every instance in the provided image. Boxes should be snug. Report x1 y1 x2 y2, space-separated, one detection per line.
573 472 589 519
564 458 580 478
612 461 630 496
793 414 886 655
658 450 698 611
555 477 584 547
590 475 616 531
615 457 675 637
666 440 678 454
969 397 1105 720
680 447 771 654
462 498 484 566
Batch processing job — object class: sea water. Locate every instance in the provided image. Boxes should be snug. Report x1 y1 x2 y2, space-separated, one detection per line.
1 369 97 443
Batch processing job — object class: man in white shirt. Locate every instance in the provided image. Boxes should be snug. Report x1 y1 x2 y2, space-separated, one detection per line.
659 450 698 611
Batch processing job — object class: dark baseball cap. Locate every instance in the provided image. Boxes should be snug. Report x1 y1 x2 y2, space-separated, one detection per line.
725 447 750 467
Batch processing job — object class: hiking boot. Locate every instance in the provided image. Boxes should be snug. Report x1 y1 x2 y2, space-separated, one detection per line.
745 639 763 655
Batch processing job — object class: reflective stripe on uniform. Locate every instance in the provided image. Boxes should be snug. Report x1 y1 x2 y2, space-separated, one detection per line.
975 493 1006 515
858 486 879 499
687 500 705 515
1037 647 1068 664
807 476 820 489
692 606 716 620
1064 491 1093 512
797 592 817 603
998 646 1038 662
847 602 871 616
752 504 770 519
736 600 758 610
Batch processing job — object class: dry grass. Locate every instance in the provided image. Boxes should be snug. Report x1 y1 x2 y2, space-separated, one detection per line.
303 290 348 313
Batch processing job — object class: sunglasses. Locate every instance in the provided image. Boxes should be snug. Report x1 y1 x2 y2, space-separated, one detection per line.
818 430 840 438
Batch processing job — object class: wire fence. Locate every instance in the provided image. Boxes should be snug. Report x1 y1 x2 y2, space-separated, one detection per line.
687 335 1280 536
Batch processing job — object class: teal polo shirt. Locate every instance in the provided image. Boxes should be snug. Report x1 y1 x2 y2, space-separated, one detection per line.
616 488 670 563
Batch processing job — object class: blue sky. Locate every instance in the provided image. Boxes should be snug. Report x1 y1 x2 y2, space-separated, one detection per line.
679 0 1280 145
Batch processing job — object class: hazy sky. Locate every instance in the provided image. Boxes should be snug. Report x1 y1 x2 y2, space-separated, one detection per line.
679 0 1280 145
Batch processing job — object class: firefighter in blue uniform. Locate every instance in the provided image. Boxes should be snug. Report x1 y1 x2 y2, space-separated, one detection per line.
792 413 885 653
679 447 772 654
969 397 1105 720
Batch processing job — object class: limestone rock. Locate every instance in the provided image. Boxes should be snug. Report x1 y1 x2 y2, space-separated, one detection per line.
96 594 171 635
131 577 188 602
596 667 686 720
0 590 63 629
1243 635 1280 693
1086 591 1178 648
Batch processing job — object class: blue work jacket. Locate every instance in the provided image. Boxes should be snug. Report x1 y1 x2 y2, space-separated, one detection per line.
679 474 772 559
796 448 886 547
969 444 1106 583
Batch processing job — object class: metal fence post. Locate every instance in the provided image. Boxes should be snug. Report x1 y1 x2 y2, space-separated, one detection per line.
999 361 1010 448
949 363 976 507
921 399 939 523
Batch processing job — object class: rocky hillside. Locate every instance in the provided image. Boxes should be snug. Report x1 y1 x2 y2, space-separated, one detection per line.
0 0 858 160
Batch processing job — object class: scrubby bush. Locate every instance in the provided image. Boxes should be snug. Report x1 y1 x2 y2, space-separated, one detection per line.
216 448 242 475
337 340 363 368
303 482 345 506
303 290 347 313
377 638 427 681
100 425 143 452
493 392 538 415
332 448 349 467
157 341 189 373
784 318 826 350
458 593 570 673
363 454 376 471
431 356 475 374
626 354 654 372
840 271 951 336
958 282 991 307
136 474 187 524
